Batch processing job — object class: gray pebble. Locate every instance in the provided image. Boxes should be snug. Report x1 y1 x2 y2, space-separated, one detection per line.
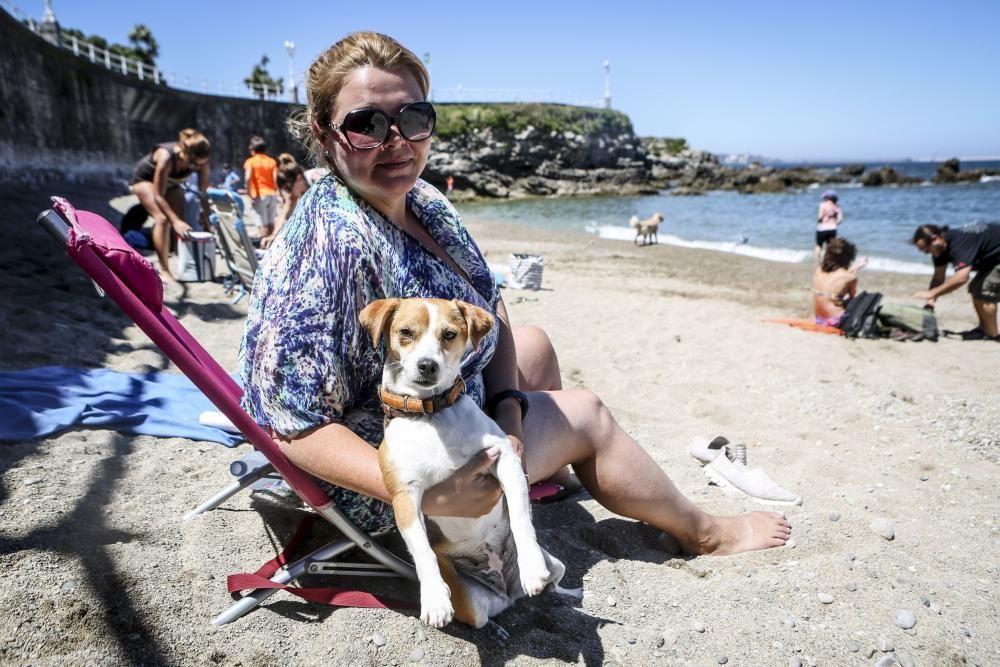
920 595 930 607
846 639 861 652
717 656 728 665
829 512 841 522
870 517 896 540
897 651 915 667
877 637 894 652
691 621 706 633
61 580 79 592
846 582 858 592
789 658 803 667
873 656 898 667
371 631 387 647
416 629 426 642
627 637 636 645
929 602 942 614
783 617 796 628
408 647 425 662
919 475 929 481
23 478 42 486
865 645 877 658
818 593 834 604
607 596 617 607
892 608 917 629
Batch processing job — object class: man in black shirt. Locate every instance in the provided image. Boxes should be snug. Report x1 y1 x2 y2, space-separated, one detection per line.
912 223 1000 340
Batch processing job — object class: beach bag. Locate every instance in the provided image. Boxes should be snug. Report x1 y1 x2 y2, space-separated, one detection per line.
838 291 882 338
508 253 544 290
175 231 217 282
876 303 939 341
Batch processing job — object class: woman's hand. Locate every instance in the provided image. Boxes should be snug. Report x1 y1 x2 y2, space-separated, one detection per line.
172 220 193 240
421 447 502 517
260 234 276 250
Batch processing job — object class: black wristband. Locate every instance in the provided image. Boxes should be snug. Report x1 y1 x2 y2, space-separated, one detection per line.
486 389 529 421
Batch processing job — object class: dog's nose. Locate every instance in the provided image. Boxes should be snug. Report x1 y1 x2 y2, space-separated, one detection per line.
416 359 439 377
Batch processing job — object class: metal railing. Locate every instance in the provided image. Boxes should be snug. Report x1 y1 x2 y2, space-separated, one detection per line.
2 2 603 107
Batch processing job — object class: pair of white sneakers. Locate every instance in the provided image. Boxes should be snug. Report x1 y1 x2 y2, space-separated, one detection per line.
687 436 802 506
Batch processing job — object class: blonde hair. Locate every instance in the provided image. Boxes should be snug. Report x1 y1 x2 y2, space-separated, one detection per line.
178 128 211 160
287 32 429 168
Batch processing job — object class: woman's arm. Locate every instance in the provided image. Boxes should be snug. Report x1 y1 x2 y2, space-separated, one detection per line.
279 421 502 517
151 149 190 236
482 297 526 456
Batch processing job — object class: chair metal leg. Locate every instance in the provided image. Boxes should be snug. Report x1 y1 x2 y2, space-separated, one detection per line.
211 537 358 625
184 462 276 520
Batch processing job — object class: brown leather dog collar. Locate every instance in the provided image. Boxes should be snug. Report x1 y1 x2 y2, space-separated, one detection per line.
380 377 466 420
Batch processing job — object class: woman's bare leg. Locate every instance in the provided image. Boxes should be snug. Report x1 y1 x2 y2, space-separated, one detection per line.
132 182 175 281
521 388 791 555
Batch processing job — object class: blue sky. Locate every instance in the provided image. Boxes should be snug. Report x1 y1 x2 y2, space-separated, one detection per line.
25 0 1000 161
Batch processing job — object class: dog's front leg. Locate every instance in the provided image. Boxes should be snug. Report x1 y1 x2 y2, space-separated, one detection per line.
391 486 454 627
492 443 550 596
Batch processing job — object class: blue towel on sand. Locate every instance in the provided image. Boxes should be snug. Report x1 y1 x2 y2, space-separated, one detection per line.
0 366 244 446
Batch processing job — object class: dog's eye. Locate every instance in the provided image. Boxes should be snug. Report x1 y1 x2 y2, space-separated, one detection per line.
398 328 413 340
442 330 457 341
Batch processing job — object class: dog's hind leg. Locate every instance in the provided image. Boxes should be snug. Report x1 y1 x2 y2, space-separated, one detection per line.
437 555 512 629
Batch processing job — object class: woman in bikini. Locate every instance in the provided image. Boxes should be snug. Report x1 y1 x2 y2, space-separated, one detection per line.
130 129 212 282
813 237 866 327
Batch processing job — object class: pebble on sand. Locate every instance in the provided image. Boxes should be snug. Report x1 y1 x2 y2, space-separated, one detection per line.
846 639 861 653
716 656 728 664
408 646 425 662
691 621 706 633
371 631 387 647
846 582 857 592
891 608 916 629
817 593 834 604
870 517 896 540
873 655 898 667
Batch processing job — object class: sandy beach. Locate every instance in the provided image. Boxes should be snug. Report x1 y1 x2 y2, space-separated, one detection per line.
1 187 998 666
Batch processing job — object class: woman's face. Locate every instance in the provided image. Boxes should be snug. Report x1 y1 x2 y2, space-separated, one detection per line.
324 66 430 211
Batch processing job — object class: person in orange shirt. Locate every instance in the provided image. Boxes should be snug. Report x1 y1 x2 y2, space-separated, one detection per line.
243 136 279 238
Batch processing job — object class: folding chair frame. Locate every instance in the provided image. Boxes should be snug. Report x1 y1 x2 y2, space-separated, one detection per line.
37 204 416 625
205 189 258 304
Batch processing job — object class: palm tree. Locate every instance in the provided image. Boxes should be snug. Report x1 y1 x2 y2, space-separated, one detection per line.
127 24 159 66
244 55 284 99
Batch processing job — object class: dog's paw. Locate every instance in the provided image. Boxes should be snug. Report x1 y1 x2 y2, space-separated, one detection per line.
518 555 551 597
419 581 454 628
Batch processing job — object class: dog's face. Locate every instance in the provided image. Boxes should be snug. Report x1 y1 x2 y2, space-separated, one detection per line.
359 298 494 394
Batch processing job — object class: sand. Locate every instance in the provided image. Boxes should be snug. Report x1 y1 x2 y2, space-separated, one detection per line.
1 186 998 666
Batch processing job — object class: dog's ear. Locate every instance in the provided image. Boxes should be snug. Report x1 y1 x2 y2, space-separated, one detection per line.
359 299 400 348
454 300 494 351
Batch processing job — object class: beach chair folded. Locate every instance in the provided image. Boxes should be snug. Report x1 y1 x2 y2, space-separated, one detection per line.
37 197 416 625
206 188 258 304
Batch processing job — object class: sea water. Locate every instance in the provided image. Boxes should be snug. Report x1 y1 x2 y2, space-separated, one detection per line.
457 160 1000 275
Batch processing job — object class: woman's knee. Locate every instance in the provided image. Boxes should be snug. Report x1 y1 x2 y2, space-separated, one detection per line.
513 325 561 391
560 387 613 444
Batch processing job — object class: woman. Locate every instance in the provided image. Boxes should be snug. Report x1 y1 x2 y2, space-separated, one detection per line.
815 190 844 265
261 153 310 249
130 129 212 282
813 237 866 327
240 32 790 556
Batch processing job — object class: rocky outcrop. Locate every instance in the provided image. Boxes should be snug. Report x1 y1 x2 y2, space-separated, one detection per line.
932 158 1000 184
423 105 656 199
861 166 922 187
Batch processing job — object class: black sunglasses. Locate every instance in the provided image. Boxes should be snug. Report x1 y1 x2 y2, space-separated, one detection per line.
329 101 436 150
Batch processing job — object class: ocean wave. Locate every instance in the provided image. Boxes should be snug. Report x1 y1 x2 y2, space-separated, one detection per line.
587 225 932 274
981 175 1000 183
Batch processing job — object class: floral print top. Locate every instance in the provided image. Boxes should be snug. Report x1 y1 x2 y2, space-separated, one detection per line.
239 174 500 531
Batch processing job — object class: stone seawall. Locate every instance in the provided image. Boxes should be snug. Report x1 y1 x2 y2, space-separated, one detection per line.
0 10 305 188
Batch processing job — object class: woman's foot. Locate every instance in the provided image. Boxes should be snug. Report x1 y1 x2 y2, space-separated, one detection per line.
692 512 791 556
159 269 178 285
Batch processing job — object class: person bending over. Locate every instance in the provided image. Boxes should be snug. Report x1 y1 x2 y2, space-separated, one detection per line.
239 31 790 556
130 129 211 282
813 237 866 327
913 223 1000 340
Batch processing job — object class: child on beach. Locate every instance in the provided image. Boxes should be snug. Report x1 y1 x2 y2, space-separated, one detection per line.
815 190 843 265
243 136 279 239
260 153 310 249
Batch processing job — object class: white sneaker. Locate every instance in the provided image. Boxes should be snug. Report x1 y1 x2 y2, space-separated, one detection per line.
688 436 747 466
704 454 802 506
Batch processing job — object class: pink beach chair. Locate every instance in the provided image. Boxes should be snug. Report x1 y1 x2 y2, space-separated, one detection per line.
37 197 417 625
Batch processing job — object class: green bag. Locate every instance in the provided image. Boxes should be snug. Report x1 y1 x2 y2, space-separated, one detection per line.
876 303 938 341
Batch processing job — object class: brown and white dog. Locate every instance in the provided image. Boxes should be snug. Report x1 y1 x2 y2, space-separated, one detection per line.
629 212 664 246
359 297 566 629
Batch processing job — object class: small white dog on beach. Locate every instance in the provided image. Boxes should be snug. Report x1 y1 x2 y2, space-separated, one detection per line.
359 297 568 630
629 212 664 246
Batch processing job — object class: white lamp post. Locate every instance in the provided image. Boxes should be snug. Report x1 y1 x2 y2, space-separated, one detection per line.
284 40 297 103
603 60 611 109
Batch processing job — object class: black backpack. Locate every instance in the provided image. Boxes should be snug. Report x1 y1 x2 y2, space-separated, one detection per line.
839 291 883 338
